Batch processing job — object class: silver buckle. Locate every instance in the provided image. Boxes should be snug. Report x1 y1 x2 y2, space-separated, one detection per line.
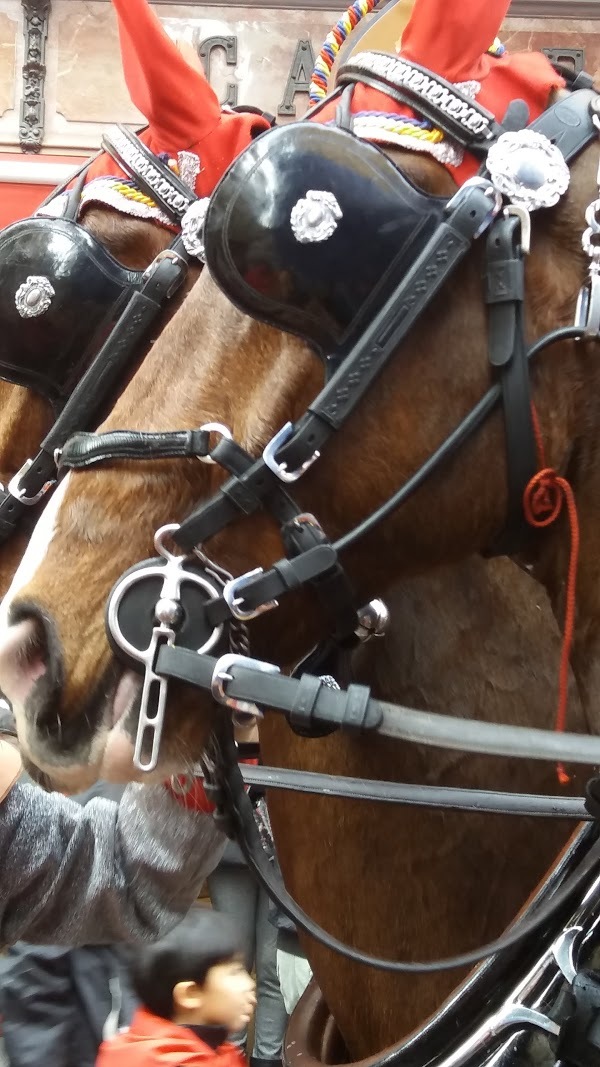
142 247 187 283
222 568 279 622
8 458 56 506
106 525 224 773
504 204 531 256
575 272 600 338
446 178 504 238
197 422 233 466
262 423 320 484
211 653 280 717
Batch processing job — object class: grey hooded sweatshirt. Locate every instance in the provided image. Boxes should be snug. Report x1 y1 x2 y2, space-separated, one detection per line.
0 743 223 947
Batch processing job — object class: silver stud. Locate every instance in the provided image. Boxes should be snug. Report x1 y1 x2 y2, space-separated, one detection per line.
15 276 55 319
487 130 570 212
155 598 183 627
290 190 342 244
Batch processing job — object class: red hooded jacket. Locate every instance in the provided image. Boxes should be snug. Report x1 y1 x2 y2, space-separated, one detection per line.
97 1008 248 1067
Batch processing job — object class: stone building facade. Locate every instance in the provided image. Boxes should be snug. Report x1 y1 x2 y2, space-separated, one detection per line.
0 0 598 222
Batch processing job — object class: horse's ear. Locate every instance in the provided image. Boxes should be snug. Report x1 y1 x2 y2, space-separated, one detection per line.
111 0 221 152
399 0 512 81
174 39 206 78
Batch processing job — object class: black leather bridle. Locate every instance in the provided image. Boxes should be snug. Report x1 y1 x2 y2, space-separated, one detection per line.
48 56 600 985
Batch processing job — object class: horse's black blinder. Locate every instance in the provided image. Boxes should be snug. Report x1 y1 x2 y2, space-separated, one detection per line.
0 217 143 408
203 122 448 370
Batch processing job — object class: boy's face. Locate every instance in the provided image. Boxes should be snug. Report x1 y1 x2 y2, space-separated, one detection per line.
182 958 257 1032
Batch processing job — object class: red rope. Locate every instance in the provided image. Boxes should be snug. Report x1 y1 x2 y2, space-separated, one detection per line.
523 409 580 786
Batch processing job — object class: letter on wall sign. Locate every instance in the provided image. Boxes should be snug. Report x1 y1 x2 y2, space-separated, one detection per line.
278 39 315 116
195 34 239 107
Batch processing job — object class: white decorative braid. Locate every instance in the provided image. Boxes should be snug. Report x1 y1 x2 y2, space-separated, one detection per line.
351 79 482 167
78 177 176 228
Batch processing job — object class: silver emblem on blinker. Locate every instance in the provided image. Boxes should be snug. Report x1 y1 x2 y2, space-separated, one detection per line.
181 197 211 261
15 276 56 319
487 130 570 212
290 190 343 244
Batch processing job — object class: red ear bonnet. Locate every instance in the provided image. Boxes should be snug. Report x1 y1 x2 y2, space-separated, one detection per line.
314 0 565 182
70 0 270 226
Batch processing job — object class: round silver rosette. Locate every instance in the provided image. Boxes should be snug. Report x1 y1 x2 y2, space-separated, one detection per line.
15 276 56 320
181 197 211 261
290 189 343 244
487 129 570 212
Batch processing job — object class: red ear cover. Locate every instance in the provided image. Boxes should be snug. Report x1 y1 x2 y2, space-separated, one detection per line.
111 0 221 152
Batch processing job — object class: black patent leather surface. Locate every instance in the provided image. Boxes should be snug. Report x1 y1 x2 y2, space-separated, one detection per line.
204 123 448 361
0 218 143 405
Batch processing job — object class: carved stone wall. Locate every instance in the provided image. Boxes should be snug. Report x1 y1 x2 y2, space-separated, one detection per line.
0 1 597 155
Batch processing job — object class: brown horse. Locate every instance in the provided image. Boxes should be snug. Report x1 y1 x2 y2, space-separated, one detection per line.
0 93 595 1059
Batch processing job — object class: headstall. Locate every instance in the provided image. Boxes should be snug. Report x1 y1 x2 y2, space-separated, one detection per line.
0 122 220 547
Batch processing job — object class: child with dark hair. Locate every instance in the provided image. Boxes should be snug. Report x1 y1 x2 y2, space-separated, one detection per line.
96 908 256 1067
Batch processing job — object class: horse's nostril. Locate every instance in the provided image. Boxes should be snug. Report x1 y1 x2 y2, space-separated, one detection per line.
0 614 49 709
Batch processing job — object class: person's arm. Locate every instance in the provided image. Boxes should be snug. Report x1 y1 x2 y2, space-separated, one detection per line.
0 754 224 946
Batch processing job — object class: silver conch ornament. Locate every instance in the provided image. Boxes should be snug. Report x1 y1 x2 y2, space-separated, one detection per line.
15 276 56 319
290 190 343 244
181 197 211 261
487 129 570 212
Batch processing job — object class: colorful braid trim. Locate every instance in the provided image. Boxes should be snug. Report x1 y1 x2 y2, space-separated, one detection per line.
346 111 444 144
309 0 380 104
310 0 506 108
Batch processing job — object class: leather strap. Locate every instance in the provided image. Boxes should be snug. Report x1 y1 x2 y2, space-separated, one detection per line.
102 126 196 225
485 216 537 556
235 762 591 820
154 644 600 766
337 52 504 153
207 718 600 973
0 740 21 803
276 183 497 474
61 428 212 469
0 246 189 544
524 88 599 166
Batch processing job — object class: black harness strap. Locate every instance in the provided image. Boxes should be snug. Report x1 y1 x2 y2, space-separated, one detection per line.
202 717 600 973
59 427 212 468
484 215 538 555
336 52 505 154
102 125 197 225
0 247 189 541
237 763 591 819
154 644 600 767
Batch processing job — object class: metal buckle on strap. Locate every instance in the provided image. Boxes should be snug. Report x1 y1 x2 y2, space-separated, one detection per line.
197 422 233 466
142 248 188 284
263 422 320 483
8 458 56 506
575 273 600 338
222 569 279 621
446 178 504 238
211 654 280 717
